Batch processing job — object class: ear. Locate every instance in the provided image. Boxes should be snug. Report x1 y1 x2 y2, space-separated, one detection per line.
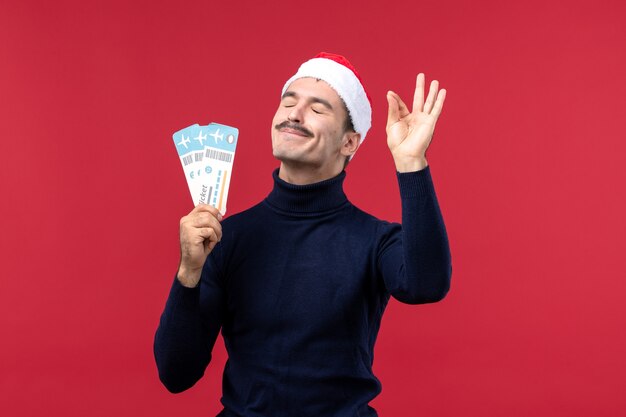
340 131 361 158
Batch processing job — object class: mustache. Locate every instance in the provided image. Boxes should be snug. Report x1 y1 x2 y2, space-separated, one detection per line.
274 121 314 137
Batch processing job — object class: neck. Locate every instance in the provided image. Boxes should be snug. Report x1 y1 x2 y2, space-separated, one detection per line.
278 161 344 185
266 168 348 214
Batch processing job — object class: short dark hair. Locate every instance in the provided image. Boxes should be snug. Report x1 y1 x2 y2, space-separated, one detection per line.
343 114 355 169
344 112 355 133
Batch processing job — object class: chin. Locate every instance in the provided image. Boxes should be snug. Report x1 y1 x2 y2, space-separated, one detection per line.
273 150 315 166
273 151 302 164
273 142 304 160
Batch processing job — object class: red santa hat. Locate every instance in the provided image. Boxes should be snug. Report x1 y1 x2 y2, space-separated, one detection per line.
282 52 372 148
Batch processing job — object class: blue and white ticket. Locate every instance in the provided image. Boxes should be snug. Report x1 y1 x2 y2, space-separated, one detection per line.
173 122 239 214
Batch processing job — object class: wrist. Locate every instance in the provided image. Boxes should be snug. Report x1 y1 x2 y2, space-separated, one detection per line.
393 156 428 173
176 265 202 288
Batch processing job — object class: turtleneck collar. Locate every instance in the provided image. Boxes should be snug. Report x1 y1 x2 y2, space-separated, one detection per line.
264 168 349 214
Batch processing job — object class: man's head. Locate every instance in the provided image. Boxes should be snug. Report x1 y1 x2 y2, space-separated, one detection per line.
271 53 371 179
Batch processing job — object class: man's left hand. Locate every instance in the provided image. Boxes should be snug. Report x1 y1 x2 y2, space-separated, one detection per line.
386 73 446 172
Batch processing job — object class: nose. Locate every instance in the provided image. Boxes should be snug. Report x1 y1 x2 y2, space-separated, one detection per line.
287 104 303 123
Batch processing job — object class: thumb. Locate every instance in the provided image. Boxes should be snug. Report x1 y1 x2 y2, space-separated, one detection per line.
386 91 400 129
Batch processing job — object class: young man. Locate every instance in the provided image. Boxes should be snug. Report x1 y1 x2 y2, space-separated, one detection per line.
155 52 451 416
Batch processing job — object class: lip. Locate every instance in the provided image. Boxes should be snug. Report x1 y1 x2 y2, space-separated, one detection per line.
279 127 310 137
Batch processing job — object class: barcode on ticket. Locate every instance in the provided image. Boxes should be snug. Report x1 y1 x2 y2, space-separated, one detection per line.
205 148 233 163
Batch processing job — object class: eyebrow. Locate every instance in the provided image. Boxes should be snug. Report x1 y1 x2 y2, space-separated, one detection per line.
281 91 334 110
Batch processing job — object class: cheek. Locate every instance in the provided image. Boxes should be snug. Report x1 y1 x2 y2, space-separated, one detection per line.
322 122 345 144
271 109 284 128
274 107 290 121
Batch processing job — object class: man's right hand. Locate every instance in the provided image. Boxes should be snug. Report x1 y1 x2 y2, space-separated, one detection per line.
177 204 223 288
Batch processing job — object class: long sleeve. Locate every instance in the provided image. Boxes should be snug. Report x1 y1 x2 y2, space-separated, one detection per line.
378 165 452 304
153 254 226 393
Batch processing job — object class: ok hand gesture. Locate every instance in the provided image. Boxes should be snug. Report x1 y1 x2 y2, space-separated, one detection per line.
386 73 446 172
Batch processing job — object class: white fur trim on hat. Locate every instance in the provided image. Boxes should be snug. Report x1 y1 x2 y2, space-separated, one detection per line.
281 57 372 145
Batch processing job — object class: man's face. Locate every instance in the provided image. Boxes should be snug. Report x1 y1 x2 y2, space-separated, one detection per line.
271 77 356 173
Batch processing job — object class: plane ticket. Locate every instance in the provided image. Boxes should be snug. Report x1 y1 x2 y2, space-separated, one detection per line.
172 122 239 215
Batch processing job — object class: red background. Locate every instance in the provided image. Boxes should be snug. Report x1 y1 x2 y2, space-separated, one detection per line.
1 1 625 416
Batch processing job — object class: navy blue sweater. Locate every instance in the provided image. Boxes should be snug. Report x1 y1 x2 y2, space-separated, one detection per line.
154 166 451 416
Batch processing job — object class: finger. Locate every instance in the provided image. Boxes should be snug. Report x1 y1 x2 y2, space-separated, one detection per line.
388 91 410 118
423 80 439 114
192 213 222 240
206 239 218 253
200 228 219 254
213 222 223 242
431 88 446 119
412 73 425 113
197 228 221 255
386 92 400 128
191 203 223 221
188 210 221 231
198 227 219 243
193 206 222 224
183 206 217 227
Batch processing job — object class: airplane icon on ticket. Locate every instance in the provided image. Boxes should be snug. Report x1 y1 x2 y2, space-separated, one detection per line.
177 134 191 149
210 129 224 144
194 130 208 146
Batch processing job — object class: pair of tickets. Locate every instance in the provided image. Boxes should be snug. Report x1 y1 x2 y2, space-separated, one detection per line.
173 123 239 215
